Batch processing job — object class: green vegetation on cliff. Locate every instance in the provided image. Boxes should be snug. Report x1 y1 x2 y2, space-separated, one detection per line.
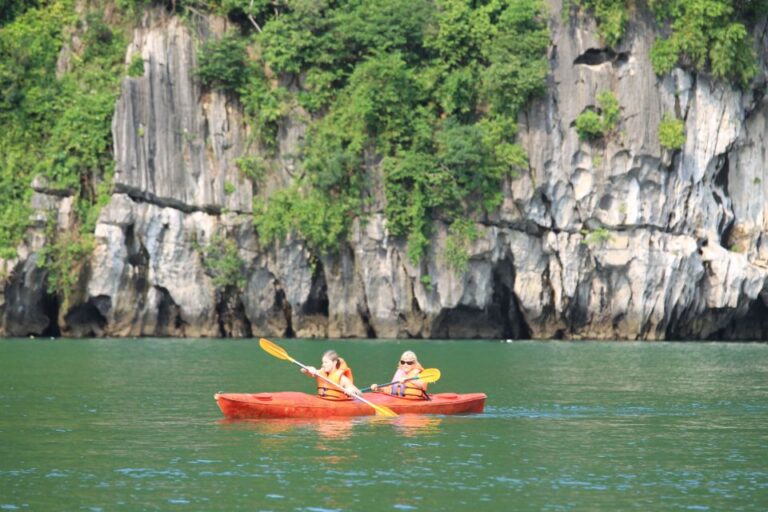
575 91 620 141
658 115 686 150
648 0 766 87
199 0 549 264
0 0 127 304
575 0 766 87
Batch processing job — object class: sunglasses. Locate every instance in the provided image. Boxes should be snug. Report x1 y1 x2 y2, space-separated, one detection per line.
400 360 415 365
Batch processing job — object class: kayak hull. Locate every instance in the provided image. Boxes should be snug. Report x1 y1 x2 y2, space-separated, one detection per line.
214 391 486 419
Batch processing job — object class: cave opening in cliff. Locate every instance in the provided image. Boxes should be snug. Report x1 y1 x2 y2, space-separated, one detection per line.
360 308 377 339
494 258 532 340
431 305 498 339
40 292 61 337
125 223 149 268
430 258 532 339
63 297 108 337
216 292 253 338
155 286 186 336
302 259 329 318
573 48 629 67
713 154 734 250
708 294 768 341
275 288 295 338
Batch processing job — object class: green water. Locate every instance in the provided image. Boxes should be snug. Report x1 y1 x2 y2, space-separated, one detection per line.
1 339 767 511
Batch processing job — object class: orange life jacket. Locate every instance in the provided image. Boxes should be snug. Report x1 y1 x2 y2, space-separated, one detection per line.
386 363 428 400
316 358 354 401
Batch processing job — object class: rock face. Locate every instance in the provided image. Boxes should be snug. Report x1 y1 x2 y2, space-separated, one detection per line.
113 16 252 215
2 2 768 339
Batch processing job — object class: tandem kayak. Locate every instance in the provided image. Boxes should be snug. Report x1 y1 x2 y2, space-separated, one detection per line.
214 391 486 419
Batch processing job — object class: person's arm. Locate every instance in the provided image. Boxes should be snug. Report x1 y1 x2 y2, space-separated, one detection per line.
340 374 361 396
370 369 399 392
409 372 427 389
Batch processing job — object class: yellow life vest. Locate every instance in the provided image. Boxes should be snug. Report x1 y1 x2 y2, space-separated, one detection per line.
316 358 354 401
386 364 428 400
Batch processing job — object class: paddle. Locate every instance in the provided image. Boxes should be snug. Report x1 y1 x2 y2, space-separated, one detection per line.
258 338 398 417
359 368 441 393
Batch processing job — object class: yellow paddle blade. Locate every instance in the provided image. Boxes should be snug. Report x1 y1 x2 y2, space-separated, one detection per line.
368 401 398 417
259 338 292 361
418 368 441 384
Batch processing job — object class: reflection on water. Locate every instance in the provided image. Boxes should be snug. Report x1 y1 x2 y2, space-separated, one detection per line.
218 417 357 440
393 415 442 437
218 414 443 440
314 418 355 440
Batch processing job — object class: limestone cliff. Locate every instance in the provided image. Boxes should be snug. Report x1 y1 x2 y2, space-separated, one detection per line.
2 2 768 340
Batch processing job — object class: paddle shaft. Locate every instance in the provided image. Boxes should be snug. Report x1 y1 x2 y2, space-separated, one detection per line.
360 375 423 393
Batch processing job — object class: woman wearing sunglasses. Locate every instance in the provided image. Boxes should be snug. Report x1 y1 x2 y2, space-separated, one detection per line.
369 351 429 400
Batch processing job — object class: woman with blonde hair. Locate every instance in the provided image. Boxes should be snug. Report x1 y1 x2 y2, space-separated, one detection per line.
370 350 429 400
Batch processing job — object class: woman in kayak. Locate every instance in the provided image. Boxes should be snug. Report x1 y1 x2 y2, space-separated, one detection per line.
370 350 429 400
302 350 361 400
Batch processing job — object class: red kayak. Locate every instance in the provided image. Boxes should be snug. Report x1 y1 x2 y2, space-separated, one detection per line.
214 391 486 419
